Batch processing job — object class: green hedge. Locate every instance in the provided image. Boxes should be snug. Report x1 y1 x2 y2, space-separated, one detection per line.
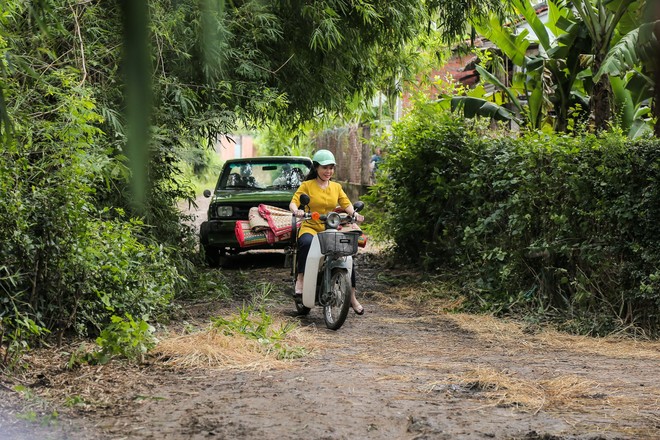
368 104 660 335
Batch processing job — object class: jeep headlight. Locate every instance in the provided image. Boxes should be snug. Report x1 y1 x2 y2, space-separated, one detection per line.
216 206 233 217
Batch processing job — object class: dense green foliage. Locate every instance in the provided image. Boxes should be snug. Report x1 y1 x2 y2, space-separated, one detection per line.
1 0 463 365
1 0 655 367
0 97 182 357
93 314 157 365
368 104 660 336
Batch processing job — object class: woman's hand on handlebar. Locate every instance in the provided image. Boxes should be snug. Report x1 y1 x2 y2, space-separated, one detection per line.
354 213 364 223
293 209 305 218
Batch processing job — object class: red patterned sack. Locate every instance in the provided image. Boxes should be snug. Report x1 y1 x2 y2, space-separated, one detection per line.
258 204 295 238
235 205 300 248
234 220 269 248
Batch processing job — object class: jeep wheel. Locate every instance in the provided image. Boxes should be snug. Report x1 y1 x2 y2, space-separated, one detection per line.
203 246 221 268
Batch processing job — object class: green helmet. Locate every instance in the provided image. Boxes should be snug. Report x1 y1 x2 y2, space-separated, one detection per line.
312 149 336 166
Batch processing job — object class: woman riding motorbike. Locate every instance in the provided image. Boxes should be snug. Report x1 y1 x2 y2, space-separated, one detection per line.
289 149 365 315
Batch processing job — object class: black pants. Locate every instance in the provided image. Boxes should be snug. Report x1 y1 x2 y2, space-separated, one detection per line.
297 233 356 287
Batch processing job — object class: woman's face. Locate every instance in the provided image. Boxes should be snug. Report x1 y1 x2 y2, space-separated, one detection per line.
317 164 335 181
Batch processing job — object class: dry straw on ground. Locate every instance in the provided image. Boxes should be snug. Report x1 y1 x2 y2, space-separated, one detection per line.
155 330 278 371
436 367 610 414
368 284 465 314
2 345 160 413
370 273 660 361
449 313 660 360
154 320 323 372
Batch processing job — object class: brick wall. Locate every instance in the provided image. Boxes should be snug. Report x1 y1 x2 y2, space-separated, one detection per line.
215 134 257 160
313 124 372 199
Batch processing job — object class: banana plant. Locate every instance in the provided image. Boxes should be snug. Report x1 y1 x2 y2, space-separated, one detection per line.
445 13 537 128
610 72 653 138
514 0 589 131
455 0 590 131
595 21 658 80
445 67 523 123
449 0 648 135
594 17 659 136
568 0 640 131
448 95 517 123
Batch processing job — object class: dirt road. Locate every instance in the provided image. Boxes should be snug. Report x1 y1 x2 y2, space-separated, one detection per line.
1 199 659 439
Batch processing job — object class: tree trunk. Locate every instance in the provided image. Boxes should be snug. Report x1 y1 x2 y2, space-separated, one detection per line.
654 68 660 138
591 23 612 132
592 71 612 132
654 21 660 137
554 101 569 133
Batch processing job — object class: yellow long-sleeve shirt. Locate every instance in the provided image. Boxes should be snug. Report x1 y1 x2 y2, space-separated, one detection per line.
291 179 351 236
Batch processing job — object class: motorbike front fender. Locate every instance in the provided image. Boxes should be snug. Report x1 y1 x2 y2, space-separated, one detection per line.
329 256 352 272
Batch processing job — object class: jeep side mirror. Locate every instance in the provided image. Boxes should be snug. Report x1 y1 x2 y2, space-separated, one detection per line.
203 189 211 198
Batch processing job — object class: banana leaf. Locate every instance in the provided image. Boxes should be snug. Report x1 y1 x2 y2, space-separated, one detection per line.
473 15 530 66
448 96 515 122
475 65 524 113
628 118 652 139
512 0 551 51
595 21 659 82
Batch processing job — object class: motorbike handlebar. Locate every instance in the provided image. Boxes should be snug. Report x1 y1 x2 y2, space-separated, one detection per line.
294 210 359 230
293 194 364 228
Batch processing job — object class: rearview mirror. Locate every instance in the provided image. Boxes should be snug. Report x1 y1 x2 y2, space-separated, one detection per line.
354 201 365 212
300 193 310 208
203 189 212 198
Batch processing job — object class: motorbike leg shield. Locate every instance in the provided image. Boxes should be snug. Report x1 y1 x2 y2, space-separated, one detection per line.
302 236 323 308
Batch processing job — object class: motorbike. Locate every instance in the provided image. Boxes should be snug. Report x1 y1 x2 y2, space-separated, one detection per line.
286 193 364 330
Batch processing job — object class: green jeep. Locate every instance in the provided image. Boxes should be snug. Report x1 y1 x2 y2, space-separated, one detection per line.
200 156 313 266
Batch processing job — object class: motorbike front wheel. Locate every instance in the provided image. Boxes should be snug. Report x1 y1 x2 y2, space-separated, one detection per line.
323 268 352 330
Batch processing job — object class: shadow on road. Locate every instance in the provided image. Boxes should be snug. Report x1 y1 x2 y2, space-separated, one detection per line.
217 250 289 270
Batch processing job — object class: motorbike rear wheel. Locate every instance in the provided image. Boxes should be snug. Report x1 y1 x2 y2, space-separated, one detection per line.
323 268 351 330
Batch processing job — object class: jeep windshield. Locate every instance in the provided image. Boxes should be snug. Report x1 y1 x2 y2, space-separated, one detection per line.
217 159 311 190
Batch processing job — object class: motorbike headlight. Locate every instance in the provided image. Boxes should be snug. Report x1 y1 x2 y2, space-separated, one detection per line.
326 211 341 229
216 206 233 217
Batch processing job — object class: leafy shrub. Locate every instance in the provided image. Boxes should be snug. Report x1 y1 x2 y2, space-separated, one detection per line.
0 155 182 342
365 107 483 265
93 314 157 364
0 0 228 365
368 104 660 336
75 213 182 334
0 312 50 369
